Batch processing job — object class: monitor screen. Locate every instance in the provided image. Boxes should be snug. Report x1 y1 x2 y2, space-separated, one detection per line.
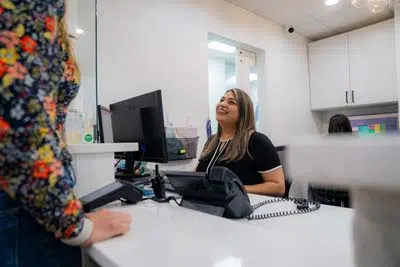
110 90 168 164
349 113 398 136
97 105 114 143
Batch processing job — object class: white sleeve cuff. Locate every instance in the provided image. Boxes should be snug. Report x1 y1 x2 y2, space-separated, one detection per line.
61 218 93 246
258 165 283 174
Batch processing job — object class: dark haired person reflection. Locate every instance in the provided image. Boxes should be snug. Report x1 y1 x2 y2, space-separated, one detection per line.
328 114 353 134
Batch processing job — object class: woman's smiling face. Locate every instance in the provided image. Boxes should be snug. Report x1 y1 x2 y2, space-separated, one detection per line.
216 91 239 126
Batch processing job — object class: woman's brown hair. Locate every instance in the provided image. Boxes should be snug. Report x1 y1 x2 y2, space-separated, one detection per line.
58 16 80 83
200 88 256 162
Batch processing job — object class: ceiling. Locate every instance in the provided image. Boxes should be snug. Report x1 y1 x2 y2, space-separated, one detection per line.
225 0 394 41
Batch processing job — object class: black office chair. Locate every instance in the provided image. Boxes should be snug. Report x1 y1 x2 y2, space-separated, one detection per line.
309 186 350 208
276 146 291 198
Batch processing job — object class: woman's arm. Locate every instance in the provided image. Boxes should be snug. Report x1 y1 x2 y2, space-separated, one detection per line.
246 132 285 197
245 167 285 197
0 93 91 242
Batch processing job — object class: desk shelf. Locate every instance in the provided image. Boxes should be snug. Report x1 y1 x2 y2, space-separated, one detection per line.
68 143 138 154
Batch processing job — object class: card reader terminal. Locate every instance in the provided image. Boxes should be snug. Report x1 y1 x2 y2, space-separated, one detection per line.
80 181 143 212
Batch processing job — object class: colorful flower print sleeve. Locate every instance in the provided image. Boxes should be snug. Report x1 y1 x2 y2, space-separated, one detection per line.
0 0 90 241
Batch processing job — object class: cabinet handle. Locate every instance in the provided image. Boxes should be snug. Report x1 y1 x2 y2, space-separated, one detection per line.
345 91 349 104
352 90 355 104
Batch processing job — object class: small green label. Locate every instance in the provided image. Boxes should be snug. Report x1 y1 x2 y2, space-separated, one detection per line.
179 149 187 154
85 134 93 142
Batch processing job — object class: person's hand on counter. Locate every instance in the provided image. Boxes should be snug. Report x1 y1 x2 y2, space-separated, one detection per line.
82 209 132 247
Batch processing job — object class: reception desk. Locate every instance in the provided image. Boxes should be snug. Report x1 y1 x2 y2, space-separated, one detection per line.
85 194 354 267
68 143 138 198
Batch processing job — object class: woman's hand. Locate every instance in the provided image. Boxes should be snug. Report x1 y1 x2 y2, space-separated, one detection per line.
82 209 132 247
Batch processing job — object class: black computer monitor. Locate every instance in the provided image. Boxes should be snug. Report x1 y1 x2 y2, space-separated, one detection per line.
97 105 114 143
110 90 168 174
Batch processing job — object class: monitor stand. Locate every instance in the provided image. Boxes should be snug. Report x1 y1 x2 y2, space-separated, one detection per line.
124 152 137 175
115 152 151 181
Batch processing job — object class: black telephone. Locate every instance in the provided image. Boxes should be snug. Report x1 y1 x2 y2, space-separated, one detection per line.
165 167 254 218
80 181 143 212
165 167 321 220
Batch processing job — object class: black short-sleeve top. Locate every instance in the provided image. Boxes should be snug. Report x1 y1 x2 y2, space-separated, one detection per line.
196 132 282 185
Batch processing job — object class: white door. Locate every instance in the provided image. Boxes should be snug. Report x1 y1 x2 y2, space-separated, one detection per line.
236 49 256 96
309 33 351 110
236 49 259 129
207 40 236 134
348 19 398 106
208 40 259 133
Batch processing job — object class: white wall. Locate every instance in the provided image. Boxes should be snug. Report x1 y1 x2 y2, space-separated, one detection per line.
97 0 320 170
395 6 400 126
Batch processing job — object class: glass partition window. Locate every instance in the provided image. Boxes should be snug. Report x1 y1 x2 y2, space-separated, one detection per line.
65 0 97 144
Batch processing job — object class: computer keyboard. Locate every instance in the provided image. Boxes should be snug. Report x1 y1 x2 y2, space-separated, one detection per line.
159 176 174 192
116 175 176 193
164 181 175 192
115 172 151 180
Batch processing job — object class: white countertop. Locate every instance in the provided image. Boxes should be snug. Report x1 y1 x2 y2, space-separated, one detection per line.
86 194 354 267
68 143 138 154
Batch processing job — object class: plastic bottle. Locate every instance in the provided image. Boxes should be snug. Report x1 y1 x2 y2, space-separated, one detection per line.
65 111 73 143
165 113 175 138
206 116 212 138
65 95 84 144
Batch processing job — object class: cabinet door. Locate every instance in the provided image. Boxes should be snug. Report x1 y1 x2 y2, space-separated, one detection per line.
348 19 397 106
309 34 350 110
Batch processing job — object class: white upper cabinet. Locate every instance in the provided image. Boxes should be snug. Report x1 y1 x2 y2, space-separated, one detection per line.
309 33 350 110
348 19 397 106
309 19 398 111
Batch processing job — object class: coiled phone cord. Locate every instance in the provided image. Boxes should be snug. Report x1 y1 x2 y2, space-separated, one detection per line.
247 198 321 220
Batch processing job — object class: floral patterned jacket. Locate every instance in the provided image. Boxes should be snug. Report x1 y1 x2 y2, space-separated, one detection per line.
0 0 85 239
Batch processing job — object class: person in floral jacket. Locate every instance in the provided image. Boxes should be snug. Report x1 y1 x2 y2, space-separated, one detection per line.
0 1 131 266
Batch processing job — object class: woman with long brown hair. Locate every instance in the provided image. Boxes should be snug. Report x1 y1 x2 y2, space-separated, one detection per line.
0 2 130 266
197 89 285 196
